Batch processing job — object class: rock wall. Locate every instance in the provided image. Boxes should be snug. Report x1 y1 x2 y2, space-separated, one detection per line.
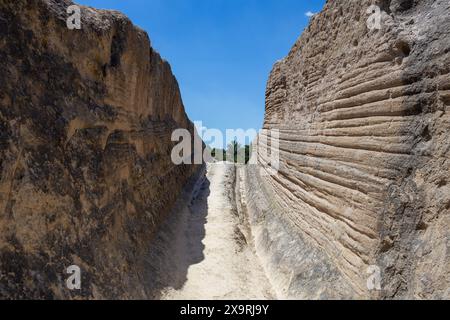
0 0 199 299
244 0 450 299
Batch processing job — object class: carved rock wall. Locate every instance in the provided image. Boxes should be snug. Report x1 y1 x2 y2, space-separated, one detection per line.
0 0 199 299
244 0 450 299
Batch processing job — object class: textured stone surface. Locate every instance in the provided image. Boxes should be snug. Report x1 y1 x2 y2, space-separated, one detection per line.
242 0 450 299
0 0 199 299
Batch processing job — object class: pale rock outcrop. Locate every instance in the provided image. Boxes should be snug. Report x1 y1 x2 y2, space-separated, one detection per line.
0 0 199 299
240 0 450 299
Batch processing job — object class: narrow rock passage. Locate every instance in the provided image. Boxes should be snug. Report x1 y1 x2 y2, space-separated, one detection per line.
153 162 274 300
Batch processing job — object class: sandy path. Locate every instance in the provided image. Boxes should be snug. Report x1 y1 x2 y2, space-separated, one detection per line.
155 162 273 300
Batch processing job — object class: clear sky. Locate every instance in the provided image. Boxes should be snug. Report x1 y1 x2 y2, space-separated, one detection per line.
76 0 326 147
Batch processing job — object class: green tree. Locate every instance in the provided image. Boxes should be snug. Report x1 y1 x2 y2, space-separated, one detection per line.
227 139 241 163
244 144 252 164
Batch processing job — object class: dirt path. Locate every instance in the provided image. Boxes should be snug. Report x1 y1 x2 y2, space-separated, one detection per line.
152 162 273 300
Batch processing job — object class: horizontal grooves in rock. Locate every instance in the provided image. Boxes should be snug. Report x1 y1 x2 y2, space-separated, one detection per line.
261 14 450 294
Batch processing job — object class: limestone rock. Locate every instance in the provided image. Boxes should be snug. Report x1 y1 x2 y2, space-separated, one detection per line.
0 0 199 299
243 0 450 299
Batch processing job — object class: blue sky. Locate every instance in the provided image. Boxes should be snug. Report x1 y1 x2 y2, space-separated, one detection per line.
77 0 325 147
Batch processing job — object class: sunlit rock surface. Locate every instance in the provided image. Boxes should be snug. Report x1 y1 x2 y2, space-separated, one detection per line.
241 0 450 299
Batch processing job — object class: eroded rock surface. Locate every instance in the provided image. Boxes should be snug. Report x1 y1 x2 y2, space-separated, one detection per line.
0 0 199 299
243 0 450 299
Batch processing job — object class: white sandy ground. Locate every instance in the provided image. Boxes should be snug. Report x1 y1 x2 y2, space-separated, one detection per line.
159 162 274 300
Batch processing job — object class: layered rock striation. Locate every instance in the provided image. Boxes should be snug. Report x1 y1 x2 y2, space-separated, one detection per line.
0 0 199 299
242 0 450 299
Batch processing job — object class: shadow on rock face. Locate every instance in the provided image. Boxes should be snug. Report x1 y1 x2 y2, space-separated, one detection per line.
143 172 210 298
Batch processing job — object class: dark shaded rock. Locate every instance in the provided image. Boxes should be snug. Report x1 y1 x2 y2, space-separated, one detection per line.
0 0 199 299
